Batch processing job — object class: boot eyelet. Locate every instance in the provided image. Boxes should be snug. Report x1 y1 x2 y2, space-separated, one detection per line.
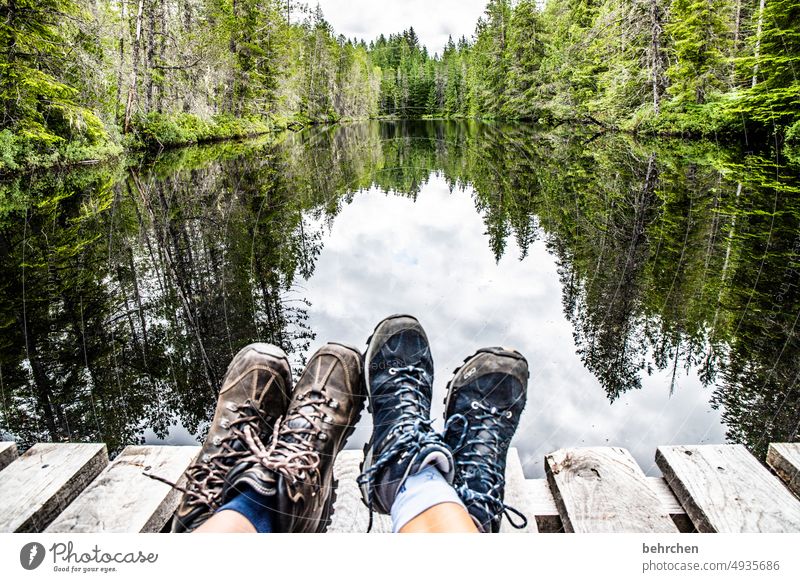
389 367 397 375
202 454 210 462
221 419 230 429
318 432 328 441
226 403 238 412
212 436 222 446
505 411 513 418
491 406 498 414
471 401 479 410
328 399 339 409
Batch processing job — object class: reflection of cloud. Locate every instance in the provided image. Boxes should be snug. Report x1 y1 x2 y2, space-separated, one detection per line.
300 177 726 477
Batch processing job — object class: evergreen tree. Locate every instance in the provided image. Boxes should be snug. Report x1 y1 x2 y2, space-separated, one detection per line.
741 0 800 131
503 0 545 119
0 0 104 148
665 0 732 104
469 0 512 116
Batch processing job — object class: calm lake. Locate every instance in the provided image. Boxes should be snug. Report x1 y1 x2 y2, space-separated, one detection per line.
1 120 798 477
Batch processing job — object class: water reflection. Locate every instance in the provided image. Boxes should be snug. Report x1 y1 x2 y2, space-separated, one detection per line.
0 121 798 477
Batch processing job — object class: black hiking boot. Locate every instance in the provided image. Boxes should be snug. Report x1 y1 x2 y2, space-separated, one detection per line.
357 315 454 528
168 343 292 533
224 343 365 532
443 347 529 532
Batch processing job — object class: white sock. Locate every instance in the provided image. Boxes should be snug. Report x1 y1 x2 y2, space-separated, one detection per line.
390 465 466 532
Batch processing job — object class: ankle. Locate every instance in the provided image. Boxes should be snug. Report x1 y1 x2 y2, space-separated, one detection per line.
390 465 466 532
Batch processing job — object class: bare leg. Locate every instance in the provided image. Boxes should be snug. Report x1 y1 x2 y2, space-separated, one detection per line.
194 510 256 533
399 502 479 533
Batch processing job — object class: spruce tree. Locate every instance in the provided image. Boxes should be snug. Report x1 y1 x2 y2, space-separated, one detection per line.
743 0 800 131
504 0 545 119
0 0 104 148
665 0 731 104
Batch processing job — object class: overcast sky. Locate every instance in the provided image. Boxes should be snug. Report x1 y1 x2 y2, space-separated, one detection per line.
309 0 490 55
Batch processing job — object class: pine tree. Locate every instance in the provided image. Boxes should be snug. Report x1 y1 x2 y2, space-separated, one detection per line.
742 0 800 130
665 0 732 104
503 0 545 118
0 0 104 147
469 0 512 116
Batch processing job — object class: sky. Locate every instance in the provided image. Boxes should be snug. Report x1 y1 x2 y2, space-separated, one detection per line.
308 0 490 55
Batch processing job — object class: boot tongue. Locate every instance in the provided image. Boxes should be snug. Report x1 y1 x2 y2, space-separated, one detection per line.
283 398 319 444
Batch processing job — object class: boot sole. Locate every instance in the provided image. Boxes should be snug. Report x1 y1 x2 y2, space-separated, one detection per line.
443 347 528 417
358 314 423 509
228 342 290 371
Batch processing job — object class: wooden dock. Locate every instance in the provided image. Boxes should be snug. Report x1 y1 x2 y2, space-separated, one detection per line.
0 441 797 533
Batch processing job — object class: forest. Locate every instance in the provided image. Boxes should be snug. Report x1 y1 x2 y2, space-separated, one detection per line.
1 0 798 171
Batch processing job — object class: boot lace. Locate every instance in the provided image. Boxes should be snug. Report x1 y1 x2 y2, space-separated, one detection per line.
239 390 332 492
144 398 268 512
445 400 528 530
357 365 445 531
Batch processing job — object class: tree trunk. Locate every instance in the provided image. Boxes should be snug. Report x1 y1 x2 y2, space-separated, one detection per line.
730 0 742 87
20 320 60 439
157 0 166 112
124 0 145 133
115 0 127 114
650 0 663 114
146 0 156 110
752 0 766 88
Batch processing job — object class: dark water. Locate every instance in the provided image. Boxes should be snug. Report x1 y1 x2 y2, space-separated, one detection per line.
1 121 799 477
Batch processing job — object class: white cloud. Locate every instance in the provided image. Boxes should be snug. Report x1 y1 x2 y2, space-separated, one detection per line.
308 0 490 54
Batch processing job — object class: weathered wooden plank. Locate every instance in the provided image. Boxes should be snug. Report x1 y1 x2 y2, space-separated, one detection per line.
523 477 691 533
657 444 800 533
0 442 18 471
647 477 695 533
0 443 108 532
545 447 679 533
329 449 391 532
46 445 200 533
525 478 562 532
500 448 538 532
766 443 800 498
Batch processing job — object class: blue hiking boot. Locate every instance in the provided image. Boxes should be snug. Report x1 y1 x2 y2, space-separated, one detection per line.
357 315 454 527
443 347 529 532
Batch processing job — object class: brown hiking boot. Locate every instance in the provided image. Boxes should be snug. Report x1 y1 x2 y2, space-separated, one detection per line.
169 343 292 532
225 343 365 532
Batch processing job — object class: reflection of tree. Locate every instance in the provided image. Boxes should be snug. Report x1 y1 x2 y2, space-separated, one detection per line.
0 140 323 452
560 153 659 400
1 122 798 461
708 159 800 459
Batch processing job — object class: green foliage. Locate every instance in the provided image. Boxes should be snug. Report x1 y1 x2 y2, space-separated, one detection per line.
787 121 800 144
665 0 731 104
0 0 113 169
735 0 800 129
2 0 799 174
131 113 271 148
